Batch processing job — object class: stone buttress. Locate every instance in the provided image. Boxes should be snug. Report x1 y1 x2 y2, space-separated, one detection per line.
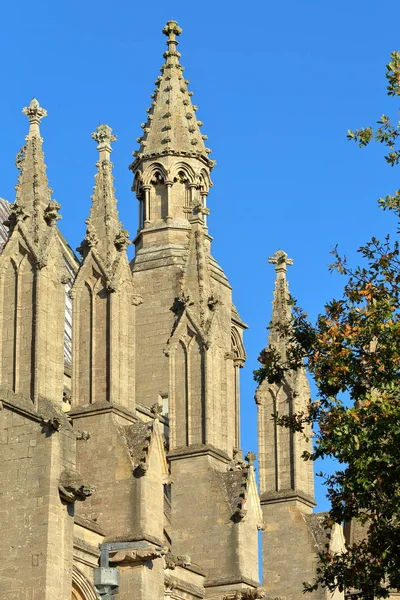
0 101 89 600
130 21 262 597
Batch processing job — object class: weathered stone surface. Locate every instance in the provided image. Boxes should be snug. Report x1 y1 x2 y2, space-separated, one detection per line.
0 21 346 600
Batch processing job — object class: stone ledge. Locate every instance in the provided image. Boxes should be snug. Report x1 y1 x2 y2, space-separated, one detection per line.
69 401 137 423
73 536 100 559
205 576 260 589
103 532 165 547
168 443 231 464
74 514 105 536
260 489 316 508
1 387 72 431
165 573 205 599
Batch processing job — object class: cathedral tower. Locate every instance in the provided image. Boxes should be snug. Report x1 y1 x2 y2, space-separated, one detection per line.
130 22 261 592
130 20 247 458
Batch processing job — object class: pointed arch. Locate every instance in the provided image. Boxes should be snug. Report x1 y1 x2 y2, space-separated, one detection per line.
71 565 98 600
187 330 205 445
169 315 206 449
231 326 246 361
0 257 18 391
231 326 246 449
141 162 168 186
16 251 36 399
199 168 212 195
73 258 109 406
169 161 196 185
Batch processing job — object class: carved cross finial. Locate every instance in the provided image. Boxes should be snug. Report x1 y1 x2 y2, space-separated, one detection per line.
162 20 182 51
245 451 256 466
91 124 117 159
268 250 293 274
151 402 163 419
22 98 47 136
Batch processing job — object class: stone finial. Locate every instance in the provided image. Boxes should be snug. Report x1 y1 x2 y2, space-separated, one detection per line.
151 402 163 419
91 124 117 160
162 20 182 50
245 451 256 467
268 250 293 275
22 98 47 136
268 250 293 346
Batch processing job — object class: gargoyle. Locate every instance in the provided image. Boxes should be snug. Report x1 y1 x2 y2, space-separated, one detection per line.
58 468 95 502
109 545 168 564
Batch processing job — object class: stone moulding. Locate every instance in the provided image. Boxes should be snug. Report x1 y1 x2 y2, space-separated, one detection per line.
167 443 231 464
165 574 205 599
260 489 316 508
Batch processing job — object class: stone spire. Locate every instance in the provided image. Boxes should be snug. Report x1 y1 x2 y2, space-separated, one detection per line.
79 125 129 266
131 20 214 169
268 250 293 351
11 99 60 242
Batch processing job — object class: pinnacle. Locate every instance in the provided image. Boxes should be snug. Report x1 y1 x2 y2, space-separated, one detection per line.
12 100 57 241
268 250 293 349
131 20 214 170
79 126 130 264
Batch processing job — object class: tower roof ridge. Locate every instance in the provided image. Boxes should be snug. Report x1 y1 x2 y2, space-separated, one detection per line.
131 20 215 171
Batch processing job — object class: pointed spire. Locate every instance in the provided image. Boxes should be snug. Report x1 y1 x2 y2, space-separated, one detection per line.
268 250 293 348
131 20 214 170
11 99 60 241
79 125 130 265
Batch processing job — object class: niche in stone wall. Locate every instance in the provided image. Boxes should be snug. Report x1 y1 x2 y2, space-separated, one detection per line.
171 169 190 220
0 248 35 399
76 266 108 405
150 171 168 221
174 325 205 447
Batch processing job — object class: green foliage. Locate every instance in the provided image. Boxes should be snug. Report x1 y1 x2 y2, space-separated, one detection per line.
255 52 400 598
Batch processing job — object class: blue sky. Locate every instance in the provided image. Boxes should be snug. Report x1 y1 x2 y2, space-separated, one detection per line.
1 0 399 511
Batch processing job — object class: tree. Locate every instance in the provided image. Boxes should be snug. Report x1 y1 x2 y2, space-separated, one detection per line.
254 52 400 599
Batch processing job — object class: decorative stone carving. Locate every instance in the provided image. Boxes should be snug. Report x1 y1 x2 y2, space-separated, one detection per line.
44 200 61 224
164 553 191 569
22 98 48 125
231 507 247 523
150 402 163 419
207 293 220 311
109 545 168 565
41 416 62 431
15 145 27 172
91 123 117 151
245 451 256 467
58 468 95 502
228 448 247 471
171 292 194 315
76 430 91 441
132 294 144 306
114 228 130 252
